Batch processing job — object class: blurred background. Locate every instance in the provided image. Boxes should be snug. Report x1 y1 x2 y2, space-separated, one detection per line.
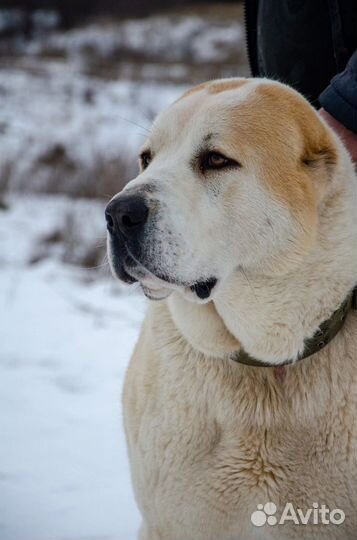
0 2 248 539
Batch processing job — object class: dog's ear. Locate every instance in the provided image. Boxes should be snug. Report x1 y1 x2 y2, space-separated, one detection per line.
301 122 338 181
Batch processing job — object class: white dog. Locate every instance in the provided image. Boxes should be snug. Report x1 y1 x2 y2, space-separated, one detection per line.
106 78 357 540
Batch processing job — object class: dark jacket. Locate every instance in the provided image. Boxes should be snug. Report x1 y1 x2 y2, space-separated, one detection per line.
244 0 357 133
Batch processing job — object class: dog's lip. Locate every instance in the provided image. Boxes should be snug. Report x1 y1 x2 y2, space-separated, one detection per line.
126 263 175 292
122 250 162 285
117 247 219 299
121 267 137 284
135 268 219 301
140 284 172 301
120 247 172 288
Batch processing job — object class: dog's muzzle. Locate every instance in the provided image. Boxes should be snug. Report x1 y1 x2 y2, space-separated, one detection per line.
105 194 150 284
105 193 218 301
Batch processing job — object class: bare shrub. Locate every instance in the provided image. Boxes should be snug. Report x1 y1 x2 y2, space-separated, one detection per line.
0 161 12 210
30 200 108 274
27 147 136 199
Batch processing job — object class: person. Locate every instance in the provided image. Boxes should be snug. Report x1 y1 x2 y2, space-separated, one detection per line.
244 0 357 161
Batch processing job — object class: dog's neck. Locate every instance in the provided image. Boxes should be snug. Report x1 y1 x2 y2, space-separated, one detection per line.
168 162 356 365
213 263 355 366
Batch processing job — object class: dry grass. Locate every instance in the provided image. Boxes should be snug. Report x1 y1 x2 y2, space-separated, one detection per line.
30 205 108 273
28 148 137 200
0 161 12 210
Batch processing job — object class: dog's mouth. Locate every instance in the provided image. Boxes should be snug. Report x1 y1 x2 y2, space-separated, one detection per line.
110 245 218 301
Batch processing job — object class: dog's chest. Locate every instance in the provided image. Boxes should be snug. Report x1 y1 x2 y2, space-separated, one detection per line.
126 342 356 540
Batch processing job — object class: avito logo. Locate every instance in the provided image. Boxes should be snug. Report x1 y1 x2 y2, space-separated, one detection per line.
251 502 345 527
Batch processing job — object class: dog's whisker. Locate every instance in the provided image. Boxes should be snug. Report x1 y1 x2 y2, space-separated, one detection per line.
78 257 109 271
117 115 151 134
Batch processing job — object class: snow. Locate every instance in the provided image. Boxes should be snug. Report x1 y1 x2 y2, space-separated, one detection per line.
0 65 185 196
0 196 147 540
28 15 243 64
0 10 248 538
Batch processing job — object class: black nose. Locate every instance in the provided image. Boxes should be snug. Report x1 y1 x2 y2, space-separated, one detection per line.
105 195 149 237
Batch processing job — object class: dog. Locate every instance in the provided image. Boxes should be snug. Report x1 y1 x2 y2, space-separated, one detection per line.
105 78 357 540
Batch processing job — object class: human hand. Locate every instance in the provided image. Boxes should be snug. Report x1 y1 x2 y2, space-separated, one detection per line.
319 108 357 162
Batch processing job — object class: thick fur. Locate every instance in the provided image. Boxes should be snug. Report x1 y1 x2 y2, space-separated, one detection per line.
111 79 357 539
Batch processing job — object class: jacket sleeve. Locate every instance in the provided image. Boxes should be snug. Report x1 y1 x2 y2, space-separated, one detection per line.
319 50 357 133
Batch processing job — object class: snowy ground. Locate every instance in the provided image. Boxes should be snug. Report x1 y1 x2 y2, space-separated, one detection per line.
0 8 248 539
0 196 147 540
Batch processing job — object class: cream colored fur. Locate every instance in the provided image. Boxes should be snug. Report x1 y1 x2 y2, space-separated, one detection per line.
115 79 357 539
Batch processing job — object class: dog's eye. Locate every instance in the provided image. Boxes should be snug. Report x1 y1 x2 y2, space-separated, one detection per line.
206 152 229 168
200 151 239 172
140 151 152 170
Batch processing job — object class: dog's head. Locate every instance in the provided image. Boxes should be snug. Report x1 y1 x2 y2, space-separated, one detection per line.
106 78 337 301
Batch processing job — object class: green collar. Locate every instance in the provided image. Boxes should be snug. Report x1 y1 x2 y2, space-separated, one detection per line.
230 287 357 368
